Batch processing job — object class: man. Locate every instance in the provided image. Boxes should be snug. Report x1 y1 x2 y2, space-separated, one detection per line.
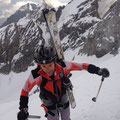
17 46 110 120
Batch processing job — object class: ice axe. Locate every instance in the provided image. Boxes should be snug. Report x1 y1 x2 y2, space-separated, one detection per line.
92 77 104 102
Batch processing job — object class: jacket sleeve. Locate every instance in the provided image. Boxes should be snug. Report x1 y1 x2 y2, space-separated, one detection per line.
19 66 42 110
64 61 100 75
19 72 36 110
21 73 37 97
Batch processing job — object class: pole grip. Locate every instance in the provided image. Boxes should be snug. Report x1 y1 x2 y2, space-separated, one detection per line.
28 115 41 119
101 77 104 81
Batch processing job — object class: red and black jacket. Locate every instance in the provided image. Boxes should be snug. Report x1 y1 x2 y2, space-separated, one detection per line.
19 61 100 109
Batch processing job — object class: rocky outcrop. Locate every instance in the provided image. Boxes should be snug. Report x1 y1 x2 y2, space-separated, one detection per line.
59 0 100 52
0 20 43 74
59 0 119 58
92 0 120 57
0 9 45 74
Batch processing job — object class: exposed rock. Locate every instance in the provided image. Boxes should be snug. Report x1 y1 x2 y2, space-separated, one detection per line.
90 0 120 57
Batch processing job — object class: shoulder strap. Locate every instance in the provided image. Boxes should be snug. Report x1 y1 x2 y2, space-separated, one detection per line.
57 59 66 67
31 66 41 79
40 77 48 88
40 77 55 88
59 69 64 79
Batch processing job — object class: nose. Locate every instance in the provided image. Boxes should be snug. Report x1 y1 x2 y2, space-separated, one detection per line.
46 67 51 72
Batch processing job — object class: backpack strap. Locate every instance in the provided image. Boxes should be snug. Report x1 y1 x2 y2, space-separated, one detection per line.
31 65 41 79
39 77 59 103
57 59 66 67
59 69 64 79
59 69 73 90
40 77 48 88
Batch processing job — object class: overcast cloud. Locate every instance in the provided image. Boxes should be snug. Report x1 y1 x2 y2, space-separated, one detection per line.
0 0 39 19
0 0 11 4
0 0 71 20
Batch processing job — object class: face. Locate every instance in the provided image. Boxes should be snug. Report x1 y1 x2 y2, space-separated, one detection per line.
40 62 55 76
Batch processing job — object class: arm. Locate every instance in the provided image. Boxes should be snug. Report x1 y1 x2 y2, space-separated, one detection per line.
64 61 89 72
19 74 36 109
64 61 109 77
17 66 42 120
19 66 42 110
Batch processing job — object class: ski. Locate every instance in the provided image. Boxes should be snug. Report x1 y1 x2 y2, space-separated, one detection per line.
42 3 76 109
42 8 64 60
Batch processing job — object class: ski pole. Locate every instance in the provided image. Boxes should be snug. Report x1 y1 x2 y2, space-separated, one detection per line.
92 77 104 102
28 115 41 119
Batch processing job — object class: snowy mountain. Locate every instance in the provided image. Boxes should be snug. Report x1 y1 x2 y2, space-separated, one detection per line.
0 3 46 74
94 0 120 57
0 3 38 28
0 0 119 75
59 0 119 58
98 0 117 18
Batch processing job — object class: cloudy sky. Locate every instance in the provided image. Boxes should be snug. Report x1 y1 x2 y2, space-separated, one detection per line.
0 0 70 20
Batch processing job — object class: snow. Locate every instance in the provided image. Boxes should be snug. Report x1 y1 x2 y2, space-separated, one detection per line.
17 17 30 27
12 52 23 63
19 3 33 12
29 4 33 11
0 52 120 120
0 26 7 44
0 63 6 69
0 23 16 45
58 0 100 31
109 36 115 42
79 16 100 24
98 0 117 18
59 0 85 28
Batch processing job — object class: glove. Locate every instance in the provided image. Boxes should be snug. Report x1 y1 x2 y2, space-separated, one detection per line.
98 68 110 78
63 77 73 90
17 108 29 120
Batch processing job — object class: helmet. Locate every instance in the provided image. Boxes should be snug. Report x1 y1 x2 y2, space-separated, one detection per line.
34 46 57 64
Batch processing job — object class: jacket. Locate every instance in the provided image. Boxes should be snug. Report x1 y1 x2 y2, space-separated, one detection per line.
19 61 100 109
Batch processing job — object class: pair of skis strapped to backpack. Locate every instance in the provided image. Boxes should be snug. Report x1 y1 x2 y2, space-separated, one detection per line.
42 8 64 60
42 6 76 109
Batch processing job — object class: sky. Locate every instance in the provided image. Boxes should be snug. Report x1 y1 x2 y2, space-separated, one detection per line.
0 0 71 20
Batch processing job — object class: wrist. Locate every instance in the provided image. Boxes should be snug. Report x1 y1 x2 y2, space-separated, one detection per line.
88 64 100 74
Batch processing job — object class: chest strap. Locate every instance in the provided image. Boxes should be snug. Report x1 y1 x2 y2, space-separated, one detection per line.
45 101 69 110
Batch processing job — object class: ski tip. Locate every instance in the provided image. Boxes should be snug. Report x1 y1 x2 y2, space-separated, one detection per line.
92 97 97 102
71 102 76 109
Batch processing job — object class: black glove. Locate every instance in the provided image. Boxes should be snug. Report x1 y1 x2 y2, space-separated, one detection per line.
63 77 73 90
98 68 110 78
17 108 29 120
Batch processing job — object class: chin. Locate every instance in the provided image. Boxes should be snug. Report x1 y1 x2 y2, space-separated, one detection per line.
47 73 53 76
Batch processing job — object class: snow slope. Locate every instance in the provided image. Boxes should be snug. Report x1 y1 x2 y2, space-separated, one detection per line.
0 52 120 120
98 0 117 18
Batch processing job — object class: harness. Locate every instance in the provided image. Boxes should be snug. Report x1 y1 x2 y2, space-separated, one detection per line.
39 61 72 117
39 69 66 103
39 69 70 117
